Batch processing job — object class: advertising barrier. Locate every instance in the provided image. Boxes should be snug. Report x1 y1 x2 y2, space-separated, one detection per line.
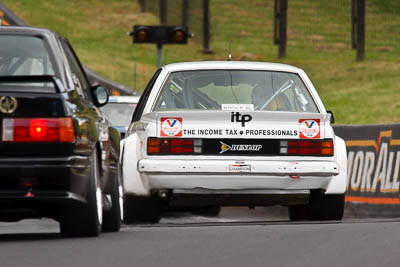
334 124 400 217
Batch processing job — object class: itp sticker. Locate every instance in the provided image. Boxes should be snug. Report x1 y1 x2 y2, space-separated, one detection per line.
160 117 182 137
299 119 320 139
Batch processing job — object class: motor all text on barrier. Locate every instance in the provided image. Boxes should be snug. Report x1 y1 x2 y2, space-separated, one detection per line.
346 131 400 193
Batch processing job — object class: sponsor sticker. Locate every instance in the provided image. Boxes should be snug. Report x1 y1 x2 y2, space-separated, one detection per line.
222 104 254 111
231 112 252 127
220 141 262 154
160 117 182 137
229 164 251 172
182 128 298 137
299 119 320 139
162 113 306 139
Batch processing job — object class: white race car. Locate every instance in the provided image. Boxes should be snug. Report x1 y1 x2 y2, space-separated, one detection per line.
122 61 347 223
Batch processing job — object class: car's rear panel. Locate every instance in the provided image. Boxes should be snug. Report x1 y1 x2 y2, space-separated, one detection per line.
0 77 76 155
0 77 90 218
141 110 335 160
133 111 338 200
0 92 75 156
154 110 328 139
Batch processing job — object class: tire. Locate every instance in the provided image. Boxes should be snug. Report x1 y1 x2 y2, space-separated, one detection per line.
192 206 221 217
308 193 345 220
123 195 161 224
288 205 308 221
288 193 345 221
60 150 103 237
101 164 122 232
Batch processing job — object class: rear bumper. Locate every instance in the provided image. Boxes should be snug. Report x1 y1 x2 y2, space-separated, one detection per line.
0 191 86 204
138 159 338 191
0 155 90 176
145 174 332 191
139 159 339 176
0 155 91 210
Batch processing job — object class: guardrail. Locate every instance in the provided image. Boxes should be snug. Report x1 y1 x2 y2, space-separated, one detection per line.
0 1 138 96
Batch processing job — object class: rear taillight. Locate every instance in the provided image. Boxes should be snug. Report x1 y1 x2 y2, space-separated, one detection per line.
147 137 202 155
280 139 333 156
1 117 75 143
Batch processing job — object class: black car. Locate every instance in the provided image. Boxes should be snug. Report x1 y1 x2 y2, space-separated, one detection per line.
0 26 122 237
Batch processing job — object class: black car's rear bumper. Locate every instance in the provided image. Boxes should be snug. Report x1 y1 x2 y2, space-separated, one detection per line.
0 155 91 214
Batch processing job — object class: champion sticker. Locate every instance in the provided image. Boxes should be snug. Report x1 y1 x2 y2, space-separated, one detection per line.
160 117 182 137
229 164 251 172
299 119 320 139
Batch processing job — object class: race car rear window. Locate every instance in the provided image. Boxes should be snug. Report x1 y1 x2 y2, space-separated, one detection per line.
153 70 319 113
0 35 56 93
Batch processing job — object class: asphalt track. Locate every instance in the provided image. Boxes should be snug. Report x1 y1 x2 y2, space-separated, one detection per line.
0 207 399 267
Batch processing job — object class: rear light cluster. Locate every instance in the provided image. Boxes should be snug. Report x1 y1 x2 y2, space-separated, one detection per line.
280 140 333 156
147 137 202 155
1 117 75 143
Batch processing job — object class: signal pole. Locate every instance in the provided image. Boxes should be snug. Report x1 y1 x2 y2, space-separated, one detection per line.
157 43 163 68
352 0 365 61
274 0 288 58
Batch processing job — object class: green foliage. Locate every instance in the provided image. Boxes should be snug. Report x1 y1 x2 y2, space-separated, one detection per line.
3 0 400 124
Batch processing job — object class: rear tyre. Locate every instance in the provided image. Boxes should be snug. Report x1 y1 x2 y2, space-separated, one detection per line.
288 205 308 221
101 165 122 232
123 195 161 224
60 150 102 237
288 193 345 221
308 193 345 220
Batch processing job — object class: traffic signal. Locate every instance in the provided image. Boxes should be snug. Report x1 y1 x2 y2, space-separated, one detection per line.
130 25 190 44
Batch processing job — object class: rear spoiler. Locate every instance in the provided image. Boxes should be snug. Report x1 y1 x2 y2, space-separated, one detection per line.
0 75 63 93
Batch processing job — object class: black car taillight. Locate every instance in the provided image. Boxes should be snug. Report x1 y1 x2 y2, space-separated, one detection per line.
147 137 202 155
1 117 75 143
279 139 333 156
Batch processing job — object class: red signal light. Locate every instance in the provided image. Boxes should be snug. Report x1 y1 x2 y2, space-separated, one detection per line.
172 29 186 43
135 28 150 42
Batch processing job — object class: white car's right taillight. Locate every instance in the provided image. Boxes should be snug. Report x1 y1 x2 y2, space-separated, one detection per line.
280 140 333 156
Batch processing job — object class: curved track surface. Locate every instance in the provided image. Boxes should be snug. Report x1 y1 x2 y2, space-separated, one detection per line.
0 207 399 267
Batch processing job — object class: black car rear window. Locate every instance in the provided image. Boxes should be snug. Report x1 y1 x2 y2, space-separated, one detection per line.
0 35 56 93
